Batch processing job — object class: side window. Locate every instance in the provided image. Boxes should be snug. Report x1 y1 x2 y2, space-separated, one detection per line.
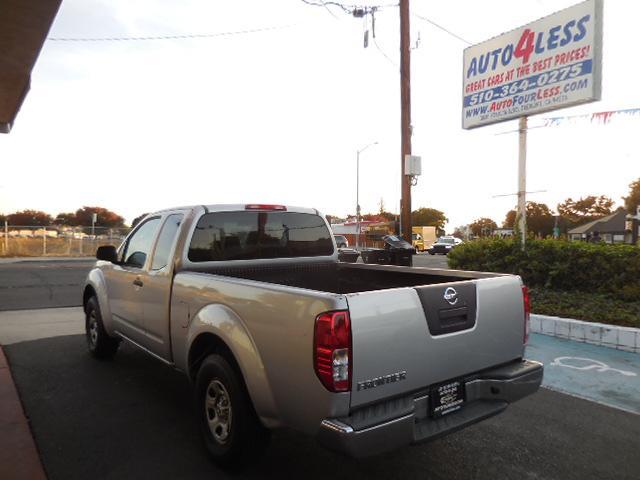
123 218 161 268
151 214 184 271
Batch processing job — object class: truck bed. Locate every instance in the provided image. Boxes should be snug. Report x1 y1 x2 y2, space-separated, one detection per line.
181 261 503 294
178 260 524 410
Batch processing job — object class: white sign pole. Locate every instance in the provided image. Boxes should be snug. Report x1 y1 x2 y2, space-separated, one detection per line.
518 116 528 249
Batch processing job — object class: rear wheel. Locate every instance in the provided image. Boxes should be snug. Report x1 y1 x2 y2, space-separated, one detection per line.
85 296 120 359
195 354 270 468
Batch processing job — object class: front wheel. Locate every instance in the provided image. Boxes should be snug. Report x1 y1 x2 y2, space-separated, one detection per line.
195 354 270 468
85 296 120 359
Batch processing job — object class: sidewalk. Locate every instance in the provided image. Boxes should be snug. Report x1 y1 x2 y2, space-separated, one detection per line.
0 346 47 479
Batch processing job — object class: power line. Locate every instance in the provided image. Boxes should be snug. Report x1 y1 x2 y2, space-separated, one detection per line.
301 0 399 68
47 24 295 42
300 0 399 14
373 36 397 67
300 0 352 14
411 11 473 45
318 0 340 19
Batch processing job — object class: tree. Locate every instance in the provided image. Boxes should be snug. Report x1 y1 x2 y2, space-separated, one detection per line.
361 213 387 222
469 217 497 237
557 195 614 225
503 210 517 229
130 213 149 229
54 212 77 225
452 226 467 240
623 178 640 213
75 206 125 228
503 202 555 237
7 209 53 226
0 213 5 224
411 208 448 235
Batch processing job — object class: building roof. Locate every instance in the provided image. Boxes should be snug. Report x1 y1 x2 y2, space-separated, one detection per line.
0 0 62 133
568 208 627 235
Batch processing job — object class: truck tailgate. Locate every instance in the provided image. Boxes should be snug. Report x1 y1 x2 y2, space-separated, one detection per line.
348 275 525 408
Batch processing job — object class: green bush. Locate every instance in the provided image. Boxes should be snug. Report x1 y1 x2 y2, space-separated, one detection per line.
529 289 640 328
448 238 640 300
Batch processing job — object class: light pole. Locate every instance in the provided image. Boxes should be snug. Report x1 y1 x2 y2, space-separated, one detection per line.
356 141 378 250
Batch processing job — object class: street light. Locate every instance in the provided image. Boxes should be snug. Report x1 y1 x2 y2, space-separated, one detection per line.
356 141 378 250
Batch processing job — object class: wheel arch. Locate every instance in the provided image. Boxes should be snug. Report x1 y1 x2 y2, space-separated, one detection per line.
82 268 115 335
186 306 279 428
83 284 96 311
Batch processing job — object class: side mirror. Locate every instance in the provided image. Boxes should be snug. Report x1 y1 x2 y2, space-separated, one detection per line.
96 245 118 263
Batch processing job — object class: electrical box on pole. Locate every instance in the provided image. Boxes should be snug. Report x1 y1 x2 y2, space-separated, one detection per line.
405 154 421 187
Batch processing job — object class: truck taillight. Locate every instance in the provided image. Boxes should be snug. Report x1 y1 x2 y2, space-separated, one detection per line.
522 286 531 344
314 310 351 392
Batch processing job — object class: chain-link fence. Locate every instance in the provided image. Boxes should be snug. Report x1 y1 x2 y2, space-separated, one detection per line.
0 224 131 257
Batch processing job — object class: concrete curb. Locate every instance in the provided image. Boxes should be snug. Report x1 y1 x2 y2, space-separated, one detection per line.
0 346 47 479
0 256 95 264
530 314 640 353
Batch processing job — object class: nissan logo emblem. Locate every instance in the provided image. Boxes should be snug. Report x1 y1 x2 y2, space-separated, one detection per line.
444 287 459 306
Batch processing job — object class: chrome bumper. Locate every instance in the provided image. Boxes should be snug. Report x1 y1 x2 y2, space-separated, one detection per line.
317 359 543 458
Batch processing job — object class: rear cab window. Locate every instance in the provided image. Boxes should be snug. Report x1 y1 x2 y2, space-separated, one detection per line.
188 211 333 262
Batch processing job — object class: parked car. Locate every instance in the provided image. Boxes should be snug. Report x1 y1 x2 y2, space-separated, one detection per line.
334 234 349 248
83 204 541 466
428 236 458 255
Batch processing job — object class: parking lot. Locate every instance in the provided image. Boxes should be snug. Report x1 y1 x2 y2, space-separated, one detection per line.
1 257 639 479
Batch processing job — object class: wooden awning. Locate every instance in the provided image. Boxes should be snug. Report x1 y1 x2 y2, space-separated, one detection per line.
0 0 62 133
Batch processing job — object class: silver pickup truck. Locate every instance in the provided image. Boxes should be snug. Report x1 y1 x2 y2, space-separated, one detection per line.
83 204 542 466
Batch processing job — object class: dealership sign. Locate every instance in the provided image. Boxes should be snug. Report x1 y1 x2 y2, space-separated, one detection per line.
462 0 602 129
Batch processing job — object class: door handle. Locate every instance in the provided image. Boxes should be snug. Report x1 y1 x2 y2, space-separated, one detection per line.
133 278 144 287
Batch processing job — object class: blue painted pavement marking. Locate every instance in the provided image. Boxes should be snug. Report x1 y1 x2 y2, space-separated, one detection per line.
525 333 640 414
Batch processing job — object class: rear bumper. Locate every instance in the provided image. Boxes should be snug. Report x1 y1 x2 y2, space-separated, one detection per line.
317 358 543 458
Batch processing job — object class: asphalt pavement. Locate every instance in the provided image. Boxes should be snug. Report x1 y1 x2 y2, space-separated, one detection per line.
0 259 94 311
3 333 639 480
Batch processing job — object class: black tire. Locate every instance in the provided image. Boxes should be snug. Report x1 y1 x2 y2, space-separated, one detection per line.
428 251 435 255
195 354 270 468
85 296 120 359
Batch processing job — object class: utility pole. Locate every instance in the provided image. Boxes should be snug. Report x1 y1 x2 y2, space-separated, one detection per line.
400 0 412 240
